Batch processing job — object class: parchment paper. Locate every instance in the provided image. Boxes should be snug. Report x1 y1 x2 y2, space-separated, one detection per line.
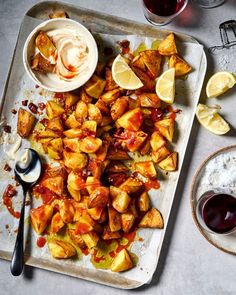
0 16 205 285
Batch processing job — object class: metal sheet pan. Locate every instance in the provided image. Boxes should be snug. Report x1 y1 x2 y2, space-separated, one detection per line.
0 1 207 289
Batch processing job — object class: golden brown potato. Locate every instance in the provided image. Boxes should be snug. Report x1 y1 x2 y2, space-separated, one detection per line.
79 136 102 153
151 146 170 163
117 108 143 131
67 184 81 201
101 88 122 105
140 50 162 79
88 104 102 124
158 33 178 56
63 138 81 153
35 31 56 60
40 138 52 153
155 118 174 142
121 213 135 233
82 120 97 133
84 75 106 98
64 112 81 129
134 161 157 178
36 129 60 139
107 148 130 161
80 88 92 103
95 99 110 115
138 93 160 108
67 171 85 191
46 101 64 119
106 162 128 173
110 249 133 272
105 67 119 91
108 207 122 232
59 200 75 224
110 97 129 120
17 108 36 138
150 131 166 151
140 139 151 156
86 176 101 195
63 150 88 170
158 152 178 171
87 206 103 221
137 192 150 212
139 208 164 228
30 204 53 234
63 128 82 138
75 100 88 123
81 231 99 248
125 131 148 152
41 175 64 195
111 187 131 213
31 53 55 73
67 229 86 248
75 212 95 234
132 67 155 91
50 212 64 234
46 117 64 132
102 225 121 240
169 54 192 77
119 177 143 194
48 239 76 259
88 186 109 208
47 138 63 160
132 54 146 71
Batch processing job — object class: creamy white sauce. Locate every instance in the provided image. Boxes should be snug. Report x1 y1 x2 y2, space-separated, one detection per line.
43 28 89 82
3 133 22 160
16 149 41 183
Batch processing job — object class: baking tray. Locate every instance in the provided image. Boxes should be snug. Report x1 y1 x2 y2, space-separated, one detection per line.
0 1 207 289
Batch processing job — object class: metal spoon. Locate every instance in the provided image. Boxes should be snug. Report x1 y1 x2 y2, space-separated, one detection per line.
10 148 42 276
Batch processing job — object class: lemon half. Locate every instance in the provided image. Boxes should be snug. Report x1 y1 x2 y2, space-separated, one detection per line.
206 71 236 98
156 68 175 104
112 54 143 90
196 104 230 135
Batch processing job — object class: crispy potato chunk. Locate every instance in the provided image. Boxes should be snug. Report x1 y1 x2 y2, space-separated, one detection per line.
63 138 81 153
139 208 164 228
87 206 103 221
107 148 130 161
67 184 81 201
102 225 121 240
64 112 81 129
46 117 64 132
67 229 86 248
35 31 56 60
81 231 99 248
88 104 102 124
110 249 133 272
140 50 162 79
110 97 129 120
37 129 60 139
101 88 121 105
158 152 178 171
132 67 155 91
138 93 160 108
88 186 109 208
48 240 76 259
51 212 64 233
158 33 177 56
30 204 53 234
63 151 88 170
31 53 55 73
155 118 174 142
80 136 102 153
132 54 146 71
82 120 97 133
110 187 131 213
121 213 135 233
59 200 75 224
63 128 82 138
75 212 95 234
67 171 85 191
134 161 157 178
137 192 150 212
119 177 143 194
75 100 88 123
84 75 106 98
150 131 166 151
105 67 118 91
151 146 170 163
117 108 143 131
169 54 192 77
108 207 122 232
64 92 79 109
41 175 64 195
86 176 101 195
46 101 64 119
17 108 36 138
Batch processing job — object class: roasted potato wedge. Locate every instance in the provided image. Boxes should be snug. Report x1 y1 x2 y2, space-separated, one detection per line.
84 75 106 98
50 212 64 233
86 176 101 195
108 206 122 232
110 97 129 120
59 200 75 224
30 204 53 234
140 50 162 79
134 161 157 178
119 177 143 194
111 187 131 213
102 225 121 240
151 146 170 163
105 67 118 91
158 152 178 171
67 229 86 248
63 128 82 138
80 136 102 153
117 108 143 131
75 212 95 234
46 101 64 119
101 88 121 105
48 239 76 259
137 192 150 212
150 131 166 151
64 92 79 109
158 33 178 56
88 186 109 208
63 137 81 153
75 100 88 123
155 118 174 142
139 208 164 228
81 231 99 248
138 93 160 108
31 53 55 73
67 171 85 191
110 249 133 272
41 175 64 195
17 108 36 138
121 213 135 233
65 112 81 129
169 54 192 77
46 117 64 132
35 31 56 60
63 151 88 170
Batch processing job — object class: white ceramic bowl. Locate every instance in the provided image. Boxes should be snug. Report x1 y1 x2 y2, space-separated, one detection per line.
23 18 98 92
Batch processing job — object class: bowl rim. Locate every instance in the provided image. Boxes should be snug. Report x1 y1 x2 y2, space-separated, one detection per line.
23 18 98 92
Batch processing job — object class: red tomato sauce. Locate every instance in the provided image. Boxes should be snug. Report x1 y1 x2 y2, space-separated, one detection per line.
3 185 20 219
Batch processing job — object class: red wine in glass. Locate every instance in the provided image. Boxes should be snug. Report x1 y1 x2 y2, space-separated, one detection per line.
196 191 236 234
142 0 188 26
143 0 185 16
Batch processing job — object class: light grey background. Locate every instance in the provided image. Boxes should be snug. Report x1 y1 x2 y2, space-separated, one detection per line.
1 0 236 294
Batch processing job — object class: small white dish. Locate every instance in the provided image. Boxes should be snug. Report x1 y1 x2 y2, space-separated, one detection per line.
23 18 98 92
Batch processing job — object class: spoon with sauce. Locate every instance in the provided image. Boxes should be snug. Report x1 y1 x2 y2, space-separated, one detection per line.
10 148 42 276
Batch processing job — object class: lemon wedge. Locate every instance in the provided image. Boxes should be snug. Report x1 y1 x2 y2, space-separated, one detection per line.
156 68 175 104
196 104 230 135
112 54 143 90
206 71 236 98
